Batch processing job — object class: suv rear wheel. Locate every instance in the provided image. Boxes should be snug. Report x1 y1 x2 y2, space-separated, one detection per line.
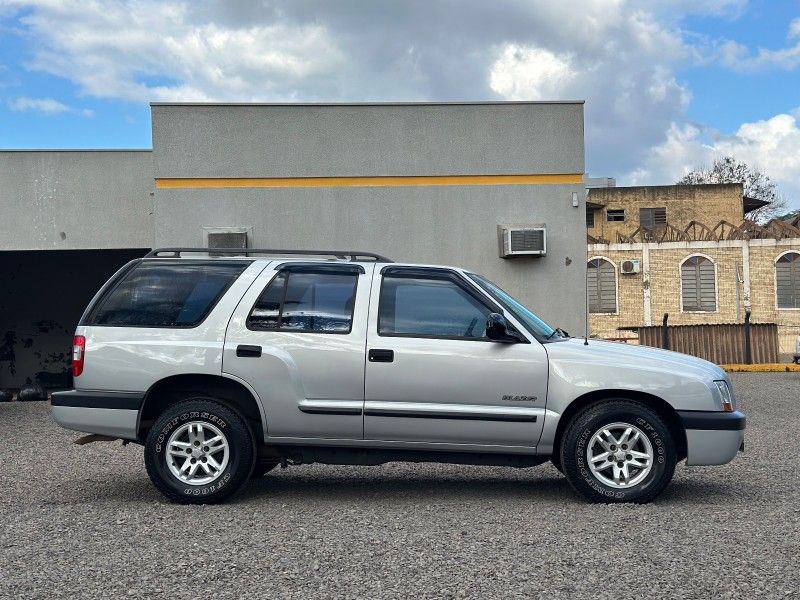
560 399 676 503
144 398 255 504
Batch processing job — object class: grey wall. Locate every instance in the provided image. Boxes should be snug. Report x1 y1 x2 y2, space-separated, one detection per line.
152 102 587 334
152 102 584 177
0 150 154 251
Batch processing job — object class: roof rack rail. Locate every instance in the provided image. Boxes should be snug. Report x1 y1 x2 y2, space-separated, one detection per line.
145 247 393 262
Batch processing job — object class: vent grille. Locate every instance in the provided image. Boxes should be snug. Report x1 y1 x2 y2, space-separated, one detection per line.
207 231 248 256
509 229 545 253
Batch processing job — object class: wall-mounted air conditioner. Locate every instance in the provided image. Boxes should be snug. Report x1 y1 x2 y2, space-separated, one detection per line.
498 225 547 258
620 259 641 274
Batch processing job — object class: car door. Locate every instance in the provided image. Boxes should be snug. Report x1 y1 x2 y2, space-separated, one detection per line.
223 262 373 441
364 266 548 449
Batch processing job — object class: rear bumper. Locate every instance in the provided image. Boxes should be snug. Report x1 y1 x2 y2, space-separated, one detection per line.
51 390 143 440
678 410 746 466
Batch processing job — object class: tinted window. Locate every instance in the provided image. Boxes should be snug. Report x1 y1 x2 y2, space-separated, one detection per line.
87 261 248 327
379 275 491 338
467 273 554 339
248 271 358 333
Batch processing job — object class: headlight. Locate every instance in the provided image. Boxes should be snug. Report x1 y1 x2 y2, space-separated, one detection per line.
714 380 734 412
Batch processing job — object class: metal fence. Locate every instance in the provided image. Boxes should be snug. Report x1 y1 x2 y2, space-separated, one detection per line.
636 322 778 364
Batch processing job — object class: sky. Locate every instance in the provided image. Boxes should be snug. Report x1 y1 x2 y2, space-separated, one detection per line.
0 0 799 207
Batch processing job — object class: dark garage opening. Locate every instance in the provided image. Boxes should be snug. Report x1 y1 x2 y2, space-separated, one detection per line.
0 249 149 392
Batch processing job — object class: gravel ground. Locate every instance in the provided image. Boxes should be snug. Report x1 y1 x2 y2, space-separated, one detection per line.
1 373 798 599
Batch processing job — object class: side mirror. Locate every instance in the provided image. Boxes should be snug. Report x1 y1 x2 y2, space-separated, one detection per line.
486 313 522 343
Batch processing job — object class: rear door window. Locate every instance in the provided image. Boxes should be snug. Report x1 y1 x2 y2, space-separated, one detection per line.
85 261 249 327
247 269 359 334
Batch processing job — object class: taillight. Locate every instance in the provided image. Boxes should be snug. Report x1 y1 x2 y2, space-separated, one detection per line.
72 335 86 377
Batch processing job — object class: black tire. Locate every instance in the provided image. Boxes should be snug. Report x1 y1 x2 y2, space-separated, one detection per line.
251 459 279 479
144 398 255 504
0 389 13 403
550 456 563 474
560 400 676 503
18 385 46 402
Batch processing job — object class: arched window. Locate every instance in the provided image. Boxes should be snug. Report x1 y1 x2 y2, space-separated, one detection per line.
587 258 617 314
681 255 716 312
776 252 800 308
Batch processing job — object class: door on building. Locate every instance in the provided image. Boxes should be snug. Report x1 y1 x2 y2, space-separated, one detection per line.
223 262 374 441
363 266 548 449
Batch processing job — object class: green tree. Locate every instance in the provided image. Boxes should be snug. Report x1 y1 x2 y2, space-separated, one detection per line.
676 156 788 222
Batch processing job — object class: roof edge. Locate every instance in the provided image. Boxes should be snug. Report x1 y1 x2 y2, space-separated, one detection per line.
0 148 152 153
150 100 586 107
588 182 744 192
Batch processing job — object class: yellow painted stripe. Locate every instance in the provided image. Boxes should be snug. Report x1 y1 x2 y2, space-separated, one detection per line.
720 364 800 372
155 173 584 189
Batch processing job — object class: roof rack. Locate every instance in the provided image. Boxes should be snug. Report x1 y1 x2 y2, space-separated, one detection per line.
145 248 393 262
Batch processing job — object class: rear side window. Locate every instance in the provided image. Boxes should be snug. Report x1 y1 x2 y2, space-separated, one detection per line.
85 261 249 327
248 270 358 333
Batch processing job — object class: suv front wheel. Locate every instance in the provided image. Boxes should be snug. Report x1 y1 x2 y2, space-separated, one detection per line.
560 400 677 503
144 398 255 504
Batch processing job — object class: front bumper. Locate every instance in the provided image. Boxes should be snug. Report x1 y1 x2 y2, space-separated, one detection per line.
678 410 746 466
51 390 143 440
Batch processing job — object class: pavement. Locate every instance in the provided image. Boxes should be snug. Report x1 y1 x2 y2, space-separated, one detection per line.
0 373 798 599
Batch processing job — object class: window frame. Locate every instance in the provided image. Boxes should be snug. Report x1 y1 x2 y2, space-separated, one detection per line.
639 207 667 229
376 267 507 342
774 251 800 310
679 254 718 313
586 209 595 228
82 259 251 329
606 209 625 222
587 256 618 315
246 264 362 335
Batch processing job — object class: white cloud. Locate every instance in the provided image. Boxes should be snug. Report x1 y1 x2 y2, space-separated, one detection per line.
627 111 800 206
7 96 94 116
716 18 800 71
485 3 692 175
789 17 800 39
489 46 575 100
2 0 345 103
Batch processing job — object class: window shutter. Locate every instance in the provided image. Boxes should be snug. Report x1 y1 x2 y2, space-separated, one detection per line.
640 207 667 229
776 253 800 308
588 259 616 313
681 256 716 312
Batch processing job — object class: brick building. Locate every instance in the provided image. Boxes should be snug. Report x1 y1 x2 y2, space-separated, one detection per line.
586 183 800 359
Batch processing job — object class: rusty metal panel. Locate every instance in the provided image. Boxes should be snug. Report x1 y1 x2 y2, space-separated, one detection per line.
634 323 778 364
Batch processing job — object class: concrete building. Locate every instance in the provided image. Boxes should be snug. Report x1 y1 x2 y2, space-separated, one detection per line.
1 101 587 391
586 183 800 358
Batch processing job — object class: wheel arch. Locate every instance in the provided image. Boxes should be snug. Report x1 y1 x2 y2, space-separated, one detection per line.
137 373 267 443
551 389 687 466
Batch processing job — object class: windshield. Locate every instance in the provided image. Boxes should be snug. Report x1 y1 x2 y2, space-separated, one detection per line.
467 273 558 340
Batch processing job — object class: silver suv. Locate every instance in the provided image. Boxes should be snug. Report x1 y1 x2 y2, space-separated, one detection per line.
52 248 745 504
